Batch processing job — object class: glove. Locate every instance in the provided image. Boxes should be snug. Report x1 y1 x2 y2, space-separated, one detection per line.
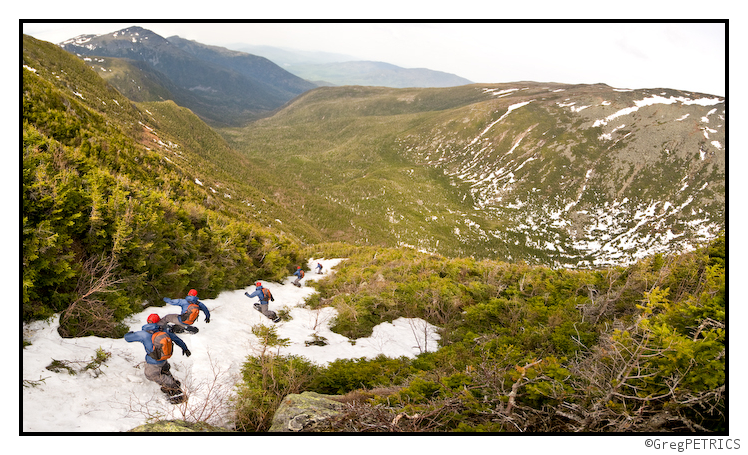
183 349 192 357
244 292 250 297
205 317 210 323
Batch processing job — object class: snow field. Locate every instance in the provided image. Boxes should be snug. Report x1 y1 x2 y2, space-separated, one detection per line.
22 258 441 432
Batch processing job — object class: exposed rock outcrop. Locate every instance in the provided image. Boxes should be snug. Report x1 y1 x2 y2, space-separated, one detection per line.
269 391 346 432
128 419 229 432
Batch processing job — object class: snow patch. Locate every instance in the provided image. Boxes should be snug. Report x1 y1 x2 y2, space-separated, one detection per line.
468 101 532 146
23 259 441 432
593 95 723 127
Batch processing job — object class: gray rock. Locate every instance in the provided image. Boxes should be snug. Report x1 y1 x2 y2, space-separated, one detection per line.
269 391 346 432
128 419 229 432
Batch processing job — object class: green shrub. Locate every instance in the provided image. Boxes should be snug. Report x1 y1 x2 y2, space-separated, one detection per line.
233 354 319 432
390 377 441 405
309 355 415 395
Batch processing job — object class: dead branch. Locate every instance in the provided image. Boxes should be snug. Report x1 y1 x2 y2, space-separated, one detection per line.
174 351 238 427
692 318 725 341
505 359 542 416
392 411 420 427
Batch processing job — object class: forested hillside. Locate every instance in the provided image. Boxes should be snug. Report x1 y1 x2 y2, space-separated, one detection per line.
22 35 310 337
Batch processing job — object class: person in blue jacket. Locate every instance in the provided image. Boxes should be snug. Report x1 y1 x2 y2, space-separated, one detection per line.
162 289 211 333
245 281 281 323
315 262 323 274
124 314 191 399
293 266 305 287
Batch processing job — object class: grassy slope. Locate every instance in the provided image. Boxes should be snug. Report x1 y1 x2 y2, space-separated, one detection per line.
220 82 725 264
219 85 503 256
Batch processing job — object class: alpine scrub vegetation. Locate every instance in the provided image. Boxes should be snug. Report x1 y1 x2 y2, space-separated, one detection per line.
23 35 307 337
231 237 725 432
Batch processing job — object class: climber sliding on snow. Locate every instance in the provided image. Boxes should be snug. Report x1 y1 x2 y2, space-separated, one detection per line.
245 282 281 323
161 289 211 334
124 314 191 404
293 266 305 287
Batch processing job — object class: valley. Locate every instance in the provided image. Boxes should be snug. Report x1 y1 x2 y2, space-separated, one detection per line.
219 83 725 266
52 26 725 266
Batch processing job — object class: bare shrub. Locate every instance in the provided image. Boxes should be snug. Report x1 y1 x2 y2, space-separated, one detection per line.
121 352 239 430
170 352 238 428
58 252 125 338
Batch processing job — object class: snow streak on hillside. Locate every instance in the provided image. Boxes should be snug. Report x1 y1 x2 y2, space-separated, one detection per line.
22 259 441 432
403 85 725 266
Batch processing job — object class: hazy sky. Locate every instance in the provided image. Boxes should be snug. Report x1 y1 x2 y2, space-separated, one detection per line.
23 21 726 96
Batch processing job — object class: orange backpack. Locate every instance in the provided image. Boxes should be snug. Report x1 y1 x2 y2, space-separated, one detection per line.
261 288 274 302
180 303 200 325
149 331 174 361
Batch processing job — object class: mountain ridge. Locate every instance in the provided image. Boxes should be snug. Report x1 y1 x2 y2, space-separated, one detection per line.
220 82 724 266
50 28 725 266
280 60 473 88
226 43 473 88
59 26 315 126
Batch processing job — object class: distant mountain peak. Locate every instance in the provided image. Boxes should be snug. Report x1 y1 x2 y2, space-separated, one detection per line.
59 34 99 46
60 26 170 48
282 60 473 88
57 26 315 126
225 43 473 89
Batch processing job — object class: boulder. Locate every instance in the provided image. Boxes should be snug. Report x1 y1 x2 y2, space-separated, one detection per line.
128 419 229 432
269 391 346 432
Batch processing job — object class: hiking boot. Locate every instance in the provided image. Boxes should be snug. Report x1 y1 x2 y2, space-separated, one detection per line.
163 385 186 404
160 379 180 395
168 391 187 404
169 324 185 333
185 326 199 334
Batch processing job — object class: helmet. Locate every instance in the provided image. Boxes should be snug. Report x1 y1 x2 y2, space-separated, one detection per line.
297 266 302 269
188 289 198 297
256 281 262 287
147 314 161 324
